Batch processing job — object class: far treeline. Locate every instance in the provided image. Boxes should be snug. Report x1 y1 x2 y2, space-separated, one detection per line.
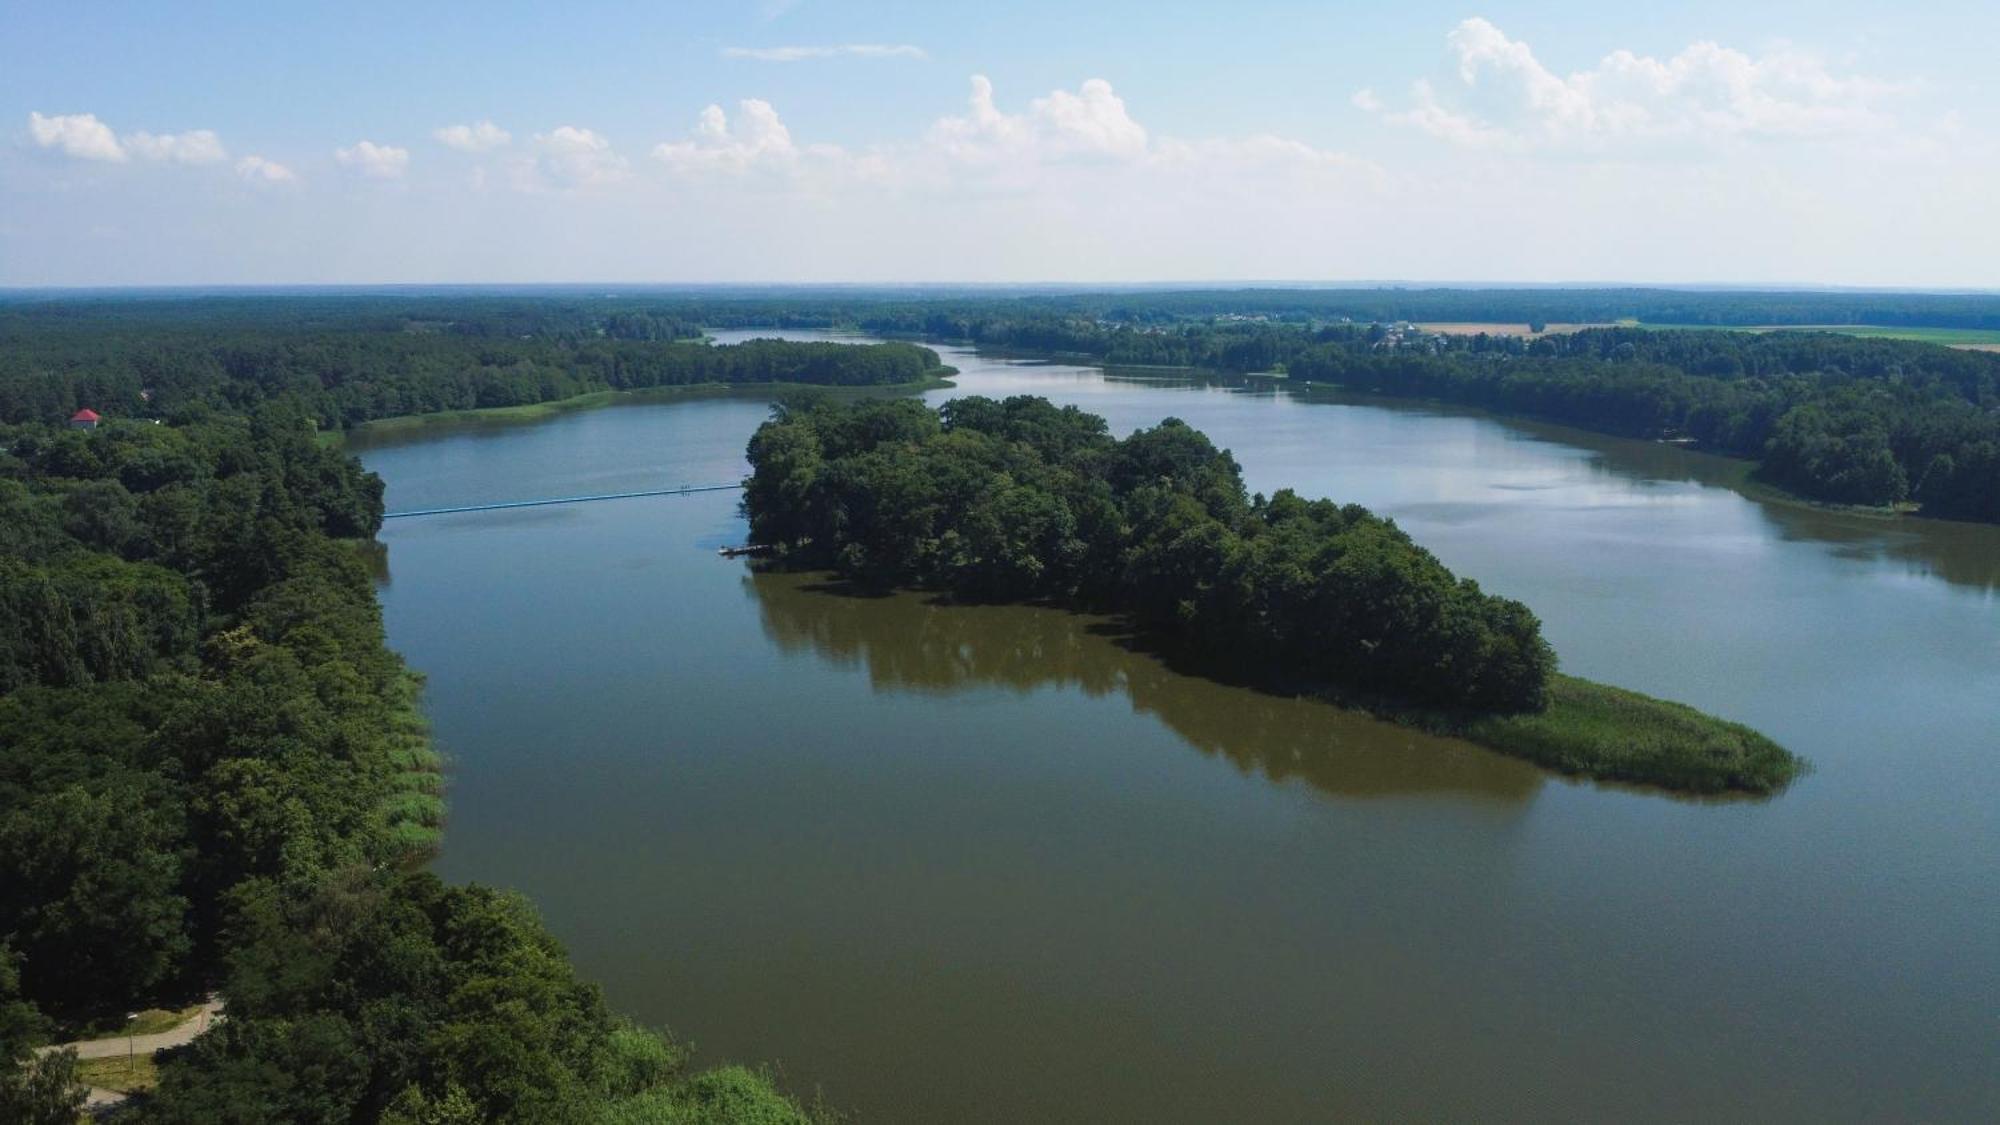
4 292 1995 522
0 306 950 431
745 395 1800 795
0 408 834 1121
614 286 2000 331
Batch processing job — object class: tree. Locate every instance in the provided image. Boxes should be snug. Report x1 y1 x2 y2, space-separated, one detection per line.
0 1048 86 1125
0 951 86 1125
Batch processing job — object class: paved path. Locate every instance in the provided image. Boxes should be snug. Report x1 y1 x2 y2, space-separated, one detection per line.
35 997 223 1113
54 997 224 1060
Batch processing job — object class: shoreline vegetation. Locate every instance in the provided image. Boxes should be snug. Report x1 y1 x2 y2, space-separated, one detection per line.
0 414 839 1114
1283 381 1928 521
926 325 1997 524
744 396 1802 795
920 335 1989 524
331 373 955 445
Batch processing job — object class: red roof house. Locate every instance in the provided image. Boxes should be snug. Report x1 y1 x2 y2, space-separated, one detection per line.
70 408 101 429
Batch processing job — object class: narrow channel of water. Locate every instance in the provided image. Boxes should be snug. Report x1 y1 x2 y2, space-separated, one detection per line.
354 332 2000 1122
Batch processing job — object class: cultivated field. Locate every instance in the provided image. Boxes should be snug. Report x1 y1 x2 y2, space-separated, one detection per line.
1415 321 1620 337
1637 323 2000 349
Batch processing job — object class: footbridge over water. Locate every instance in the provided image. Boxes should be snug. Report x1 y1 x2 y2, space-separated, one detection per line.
383 482 744 520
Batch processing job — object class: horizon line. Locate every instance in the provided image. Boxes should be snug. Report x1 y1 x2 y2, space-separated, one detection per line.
4 280 1999 297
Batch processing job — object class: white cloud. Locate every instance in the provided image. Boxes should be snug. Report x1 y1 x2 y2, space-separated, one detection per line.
434 121 511 152
929 76 1148 164
335 140 411 178
235 155 296 184
1350 88 1383 113
654 100 805 174
126 129 228 165
30 113 237 166
1367 18 1909 151
722 43 927 62
513 126 628 190
28 111 127 162
648 78 1365 198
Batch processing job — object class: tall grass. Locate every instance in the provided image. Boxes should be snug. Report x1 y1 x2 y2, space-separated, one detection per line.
1465 675 1802 794
377 672 446 855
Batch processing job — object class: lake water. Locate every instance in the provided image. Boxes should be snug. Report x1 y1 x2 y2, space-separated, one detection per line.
354 331 2000 1122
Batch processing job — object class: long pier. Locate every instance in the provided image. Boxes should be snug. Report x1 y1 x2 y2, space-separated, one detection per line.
383 482 742 520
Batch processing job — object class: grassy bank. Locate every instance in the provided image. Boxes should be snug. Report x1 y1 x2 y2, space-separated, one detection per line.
78 1052 160 1094
1275 663 1799 796
379 671 446 857
59 1002 211 1043
1461 675 1800 795
324 373 956 446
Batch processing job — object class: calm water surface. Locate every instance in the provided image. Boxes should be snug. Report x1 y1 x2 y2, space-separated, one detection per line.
354 331 2000 1122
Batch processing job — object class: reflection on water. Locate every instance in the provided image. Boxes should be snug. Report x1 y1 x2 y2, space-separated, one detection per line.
749 572 1544 803
1298 382 2000 596
1758 504 2000 593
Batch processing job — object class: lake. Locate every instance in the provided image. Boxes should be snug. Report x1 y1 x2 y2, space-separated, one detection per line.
353 331 2000 1122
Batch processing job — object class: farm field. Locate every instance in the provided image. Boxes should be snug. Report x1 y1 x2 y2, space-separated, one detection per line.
1418 321 2000 349
1415 321 1618 337
1636 323 2000 348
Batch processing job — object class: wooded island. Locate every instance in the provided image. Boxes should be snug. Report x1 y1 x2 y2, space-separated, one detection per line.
745 395 1801 794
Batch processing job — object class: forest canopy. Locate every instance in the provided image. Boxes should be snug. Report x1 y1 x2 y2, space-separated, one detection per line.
0 309 949 433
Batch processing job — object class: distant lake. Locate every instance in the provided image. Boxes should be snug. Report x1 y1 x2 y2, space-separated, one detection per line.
353 330 2000 1123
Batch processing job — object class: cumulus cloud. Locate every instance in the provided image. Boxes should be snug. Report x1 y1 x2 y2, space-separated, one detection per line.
930 76 1148 164
28 111 128 162
1365 18 1908 151
335 140 411 178
235 155 296 184
512 126 628 190
722 43 926 61
30 112 240 166
433 121 511 152
645 78 1365 197
125 129 228 165
654 100 807 174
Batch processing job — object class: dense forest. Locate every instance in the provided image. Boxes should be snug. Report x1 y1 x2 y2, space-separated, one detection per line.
744 396 1797 793
0 305 949 432
4 292 1993 521
0 409 831 1122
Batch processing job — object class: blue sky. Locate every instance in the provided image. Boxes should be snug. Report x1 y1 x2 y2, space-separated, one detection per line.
3 1 1995 286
